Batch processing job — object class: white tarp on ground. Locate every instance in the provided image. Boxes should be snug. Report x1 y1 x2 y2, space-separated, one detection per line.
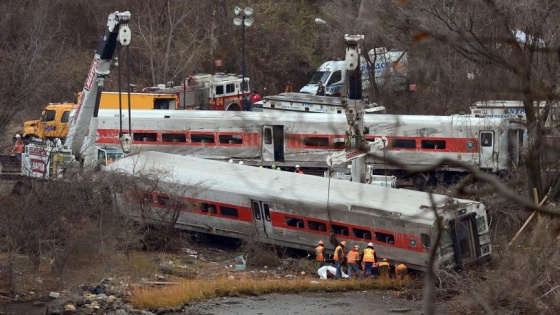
317 266 349 279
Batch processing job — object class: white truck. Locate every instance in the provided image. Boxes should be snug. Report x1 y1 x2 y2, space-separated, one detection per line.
22 11 132 179
299 47 408 97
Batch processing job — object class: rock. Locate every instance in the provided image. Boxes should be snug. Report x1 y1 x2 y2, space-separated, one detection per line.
62 304 77 315
49 292 61 299
106 295 117 305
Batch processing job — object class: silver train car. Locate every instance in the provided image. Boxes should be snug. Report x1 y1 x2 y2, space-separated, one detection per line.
108 151 492 271
96 110 526 187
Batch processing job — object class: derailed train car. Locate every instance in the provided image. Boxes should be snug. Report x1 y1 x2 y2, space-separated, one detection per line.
96 110 525 188
108 151 491 271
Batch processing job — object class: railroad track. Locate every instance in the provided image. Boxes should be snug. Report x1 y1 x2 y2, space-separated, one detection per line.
0 155 21 177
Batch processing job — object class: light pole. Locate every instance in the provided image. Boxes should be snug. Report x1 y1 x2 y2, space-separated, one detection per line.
234 6 253 97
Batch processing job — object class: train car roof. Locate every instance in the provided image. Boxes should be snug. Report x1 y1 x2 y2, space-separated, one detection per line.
107 151 481 225
97 109 511 127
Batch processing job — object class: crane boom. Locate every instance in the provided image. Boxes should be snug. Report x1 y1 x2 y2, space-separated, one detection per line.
65 11 131 161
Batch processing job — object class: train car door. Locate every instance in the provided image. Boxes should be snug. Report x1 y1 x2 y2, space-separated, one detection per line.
508 129 524 167
262 125 285 162
479 131 495 170
450 213 480 267
251 200 273 239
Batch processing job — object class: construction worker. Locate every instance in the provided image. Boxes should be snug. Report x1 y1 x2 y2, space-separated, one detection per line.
333 241 346 279
271 163 276 170
294 165 304 174
361 242 377 278
378 258 390 279
346 245 361 279
12 134 24 161
395 263 408 280
315 240 325 269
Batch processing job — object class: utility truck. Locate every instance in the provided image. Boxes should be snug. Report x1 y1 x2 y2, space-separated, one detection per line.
22 73 250 143
299 48 408 97
22 11 133 179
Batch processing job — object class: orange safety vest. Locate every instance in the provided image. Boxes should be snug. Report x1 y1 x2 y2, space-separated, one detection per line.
395 263 408 275
315 245 325 262
13 141 24 153
362 248 375 263
346 250 360 264
334 245 344 262
379 261 390 268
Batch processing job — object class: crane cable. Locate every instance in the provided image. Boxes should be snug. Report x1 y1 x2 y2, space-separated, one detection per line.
115 42 133 153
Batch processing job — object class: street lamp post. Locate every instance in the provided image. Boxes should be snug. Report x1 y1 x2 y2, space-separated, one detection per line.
234 6 253 104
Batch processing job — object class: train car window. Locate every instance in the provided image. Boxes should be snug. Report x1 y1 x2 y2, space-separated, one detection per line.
307 220 327 232
226 83 235 94
215 85 224 95
352 228 372 240
200 203 216 213
219 135 243 144
191 134 215 143
421 140 446 150
263 204 271 221
332 224 349 236
392 139 416 149
133 132 157 142
481 133 493 147
375 232 395 244
162 133 187 143
421 233 431 248
252 202 262 220
333 137 345 149
264 128 272 145
220 206 239 218
303 137 329 147
173 198 191 211
143 193 154 203
156 195 170 206
286 217 304 229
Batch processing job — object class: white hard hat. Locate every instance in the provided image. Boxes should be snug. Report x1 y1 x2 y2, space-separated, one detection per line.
367 242 374 247
228 159 233 163
15 134 21 138
295 165 300 168
238 161 244 165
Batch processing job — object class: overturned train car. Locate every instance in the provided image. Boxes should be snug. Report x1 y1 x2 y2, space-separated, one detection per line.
108 151 491 271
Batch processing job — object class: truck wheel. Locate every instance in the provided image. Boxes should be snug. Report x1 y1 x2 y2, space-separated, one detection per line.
226 103 241 111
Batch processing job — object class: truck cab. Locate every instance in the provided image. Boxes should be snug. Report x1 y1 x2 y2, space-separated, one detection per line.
299 60 344 96
22 103 77 142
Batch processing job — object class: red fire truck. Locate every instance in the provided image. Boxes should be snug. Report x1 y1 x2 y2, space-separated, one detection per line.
144 73 251 111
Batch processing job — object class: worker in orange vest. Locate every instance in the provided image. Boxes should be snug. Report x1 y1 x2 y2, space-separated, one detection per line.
12 134 24 161
395 263 408 279
315 240 325 268
361 242 377 278
346 245 361 279
378 258 391 278
333 241 346 279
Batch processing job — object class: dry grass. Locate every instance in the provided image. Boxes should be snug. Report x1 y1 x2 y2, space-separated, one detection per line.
130 275 410 309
